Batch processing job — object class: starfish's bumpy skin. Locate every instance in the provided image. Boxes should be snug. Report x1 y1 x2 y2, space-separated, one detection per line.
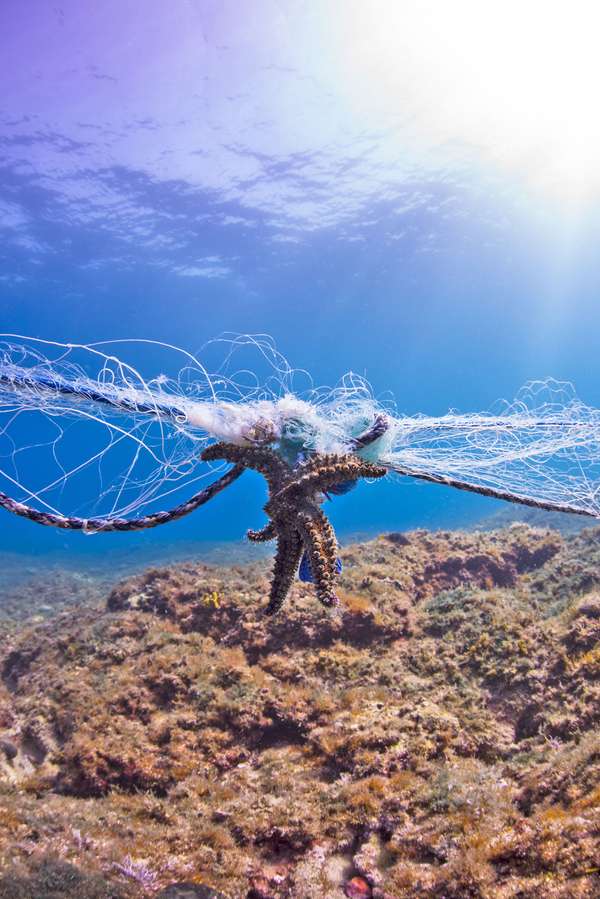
201 442 387 614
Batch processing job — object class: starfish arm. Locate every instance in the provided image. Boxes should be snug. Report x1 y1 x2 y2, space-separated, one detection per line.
247 521 277 542
276 456 387 502
290 452 345 476
312 508 339 569
265 529 303 615
198 445 386 616
201 442 290 491
297 513 339 608
293 452 385 475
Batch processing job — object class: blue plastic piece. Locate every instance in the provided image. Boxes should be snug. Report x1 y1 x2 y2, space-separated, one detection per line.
298 551 342 583
326 479 357 496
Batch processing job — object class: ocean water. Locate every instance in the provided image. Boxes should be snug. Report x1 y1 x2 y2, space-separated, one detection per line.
4 8 600 898
2 0 600 573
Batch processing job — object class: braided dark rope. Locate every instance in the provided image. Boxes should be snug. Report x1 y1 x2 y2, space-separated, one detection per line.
352 415 597 518
0 416 389 535
389 463 598 519
0 369 186 421
0 464 245 532
2 404 590 536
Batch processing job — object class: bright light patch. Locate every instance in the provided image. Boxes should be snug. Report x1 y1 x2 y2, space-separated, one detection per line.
329 0 600 202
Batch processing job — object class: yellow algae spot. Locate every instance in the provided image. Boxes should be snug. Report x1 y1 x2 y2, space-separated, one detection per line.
467 632 492 655
202 591 221 609
573 645 600 674
540 804 570 823
339 591 374 614
576 784 600 810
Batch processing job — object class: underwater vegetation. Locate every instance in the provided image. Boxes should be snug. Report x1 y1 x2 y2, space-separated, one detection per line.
0 523 599 896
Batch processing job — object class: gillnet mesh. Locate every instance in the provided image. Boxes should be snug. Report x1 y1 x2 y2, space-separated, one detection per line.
381 380 600 516
0 334 599 521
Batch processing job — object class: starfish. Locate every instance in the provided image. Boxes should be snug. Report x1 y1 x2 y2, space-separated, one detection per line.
201 442 387 614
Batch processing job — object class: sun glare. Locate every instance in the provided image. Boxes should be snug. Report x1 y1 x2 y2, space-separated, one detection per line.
331 0 600 203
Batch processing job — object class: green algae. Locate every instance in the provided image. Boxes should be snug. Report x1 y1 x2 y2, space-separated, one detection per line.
0 525 599 896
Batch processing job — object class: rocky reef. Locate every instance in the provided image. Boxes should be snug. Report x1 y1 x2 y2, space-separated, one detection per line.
0 524 599 897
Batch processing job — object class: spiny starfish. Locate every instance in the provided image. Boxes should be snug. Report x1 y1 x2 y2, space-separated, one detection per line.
201 442 387 614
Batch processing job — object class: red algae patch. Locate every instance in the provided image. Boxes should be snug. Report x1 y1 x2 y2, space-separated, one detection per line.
0 525 599 896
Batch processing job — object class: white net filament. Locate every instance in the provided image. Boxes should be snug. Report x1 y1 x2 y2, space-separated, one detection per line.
0 334 599 521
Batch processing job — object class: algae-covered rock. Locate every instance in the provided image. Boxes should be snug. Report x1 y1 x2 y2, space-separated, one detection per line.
156 884 227 898
0 525 599 896
0 857 124 899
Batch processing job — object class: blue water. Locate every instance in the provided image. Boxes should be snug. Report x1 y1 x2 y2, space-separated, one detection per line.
2 1 600 568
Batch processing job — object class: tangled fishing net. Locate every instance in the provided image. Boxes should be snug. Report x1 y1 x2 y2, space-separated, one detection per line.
1 333 600 524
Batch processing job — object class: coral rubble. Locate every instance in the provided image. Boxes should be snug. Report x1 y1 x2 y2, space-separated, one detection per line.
0 524 599 896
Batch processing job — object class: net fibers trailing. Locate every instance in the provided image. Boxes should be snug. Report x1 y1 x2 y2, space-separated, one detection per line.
1 334 600 528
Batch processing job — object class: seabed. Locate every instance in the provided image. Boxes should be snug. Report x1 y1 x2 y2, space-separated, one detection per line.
0 524 599 898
